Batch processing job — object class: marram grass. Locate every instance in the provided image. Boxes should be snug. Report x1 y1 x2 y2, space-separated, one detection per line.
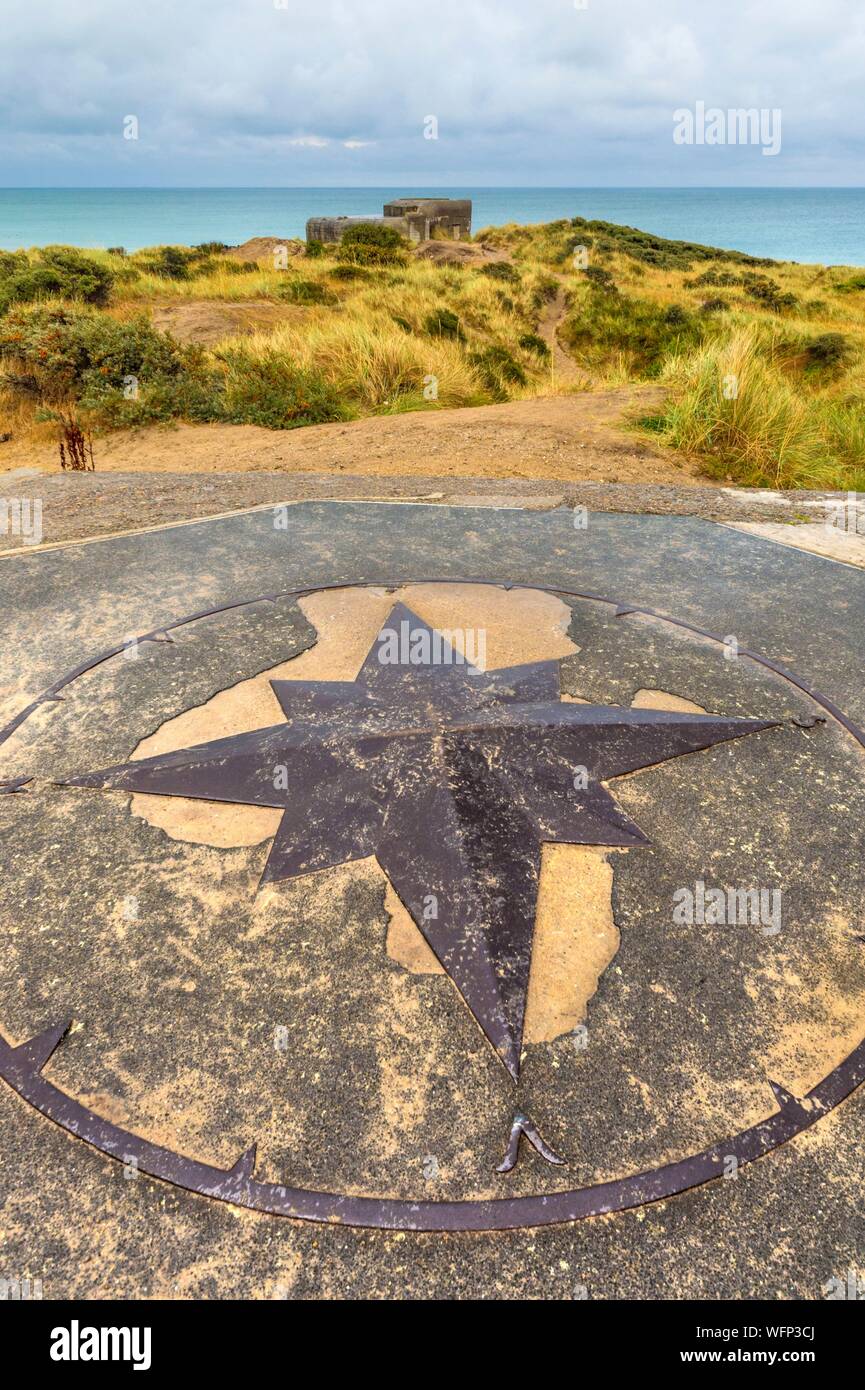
2 224 865 489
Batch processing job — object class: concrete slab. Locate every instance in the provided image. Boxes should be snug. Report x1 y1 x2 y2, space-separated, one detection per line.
0 503 863 1298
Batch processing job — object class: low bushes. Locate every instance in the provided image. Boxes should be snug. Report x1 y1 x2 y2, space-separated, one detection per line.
479 261 519 284
562 287 704 375
276 277 336 305
336 224 408 267
0 304 346 430
139 246 199 280
582 266 618 294
0 305 188 406
741 274 797 312
802 331 853 372
214 349 348 428
423 307 464 339
0 248 114 313
518 332 550 358
469 345 527 397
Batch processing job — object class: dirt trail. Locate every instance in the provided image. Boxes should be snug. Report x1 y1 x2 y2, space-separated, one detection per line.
536 285 588 387
1 387 703 484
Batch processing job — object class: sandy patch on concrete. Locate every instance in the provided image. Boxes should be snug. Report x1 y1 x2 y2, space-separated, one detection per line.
524 845 619 1043
382 687 708 1043
384 882 443 975
728 521 865 570
631 689 708 714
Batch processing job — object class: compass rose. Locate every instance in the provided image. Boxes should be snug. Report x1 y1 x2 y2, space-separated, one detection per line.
64 602 778 1092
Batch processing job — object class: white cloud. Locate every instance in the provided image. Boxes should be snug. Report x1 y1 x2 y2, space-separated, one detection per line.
0 0 862 183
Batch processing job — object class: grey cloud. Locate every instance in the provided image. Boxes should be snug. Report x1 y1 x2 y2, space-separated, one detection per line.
0 0 862 183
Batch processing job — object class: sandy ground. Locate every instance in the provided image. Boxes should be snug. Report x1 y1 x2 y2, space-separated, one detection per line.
0 386 704 483
149 299 307 347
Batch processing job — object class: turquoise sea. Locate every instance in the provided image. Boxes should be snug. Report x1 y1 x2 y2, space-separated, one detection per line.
0 188 864 266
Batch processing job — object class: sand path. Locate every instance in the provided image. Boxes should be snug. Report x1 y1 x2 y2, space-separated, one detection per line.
0 386 704 484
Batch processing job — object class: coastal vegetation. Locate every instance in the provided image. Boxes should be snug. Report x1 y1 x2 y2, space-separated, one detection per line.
1 217 864 489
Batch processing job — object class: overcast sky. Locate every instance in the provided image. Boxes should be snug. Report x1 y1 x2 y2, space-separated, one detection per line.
1 0 862 186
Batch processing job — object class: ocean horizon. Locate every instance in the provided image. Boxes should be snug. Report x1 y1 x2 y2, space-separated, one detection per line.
1 187 864 266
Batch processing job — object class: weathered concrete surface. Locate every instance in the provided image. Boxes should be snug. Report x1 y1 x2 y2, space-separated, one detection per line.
0 503 863 1299
0 469 859 553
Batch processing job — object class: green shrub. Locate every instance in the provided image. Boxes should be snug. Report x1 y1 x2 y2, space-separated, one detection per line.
276 277 336 305
216 350 348 428
109 266 143 286
141 246 198 280
0 305 192 407
329 264 371 281
0 303 348 431
700 298 729 314
336 224 407 267
479 261 519 283
529 274 559 309
469 345 527 398
41 249 114 304
78 366 224 427
803 332 853 371
562 290 704 375
688 269 741 288
305 239 326 258
566 217 774 271
0 250 29 279
139 244 234 280
518 332 550 358
582 265 618 294
0 266 69 312
742 274 797 312
423 307 464 340
0 249 113 313
478 216 774 273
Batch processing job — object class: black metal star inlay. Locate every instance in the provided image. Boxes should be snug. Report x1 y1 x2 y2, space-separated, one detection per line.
64 603 778 1081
